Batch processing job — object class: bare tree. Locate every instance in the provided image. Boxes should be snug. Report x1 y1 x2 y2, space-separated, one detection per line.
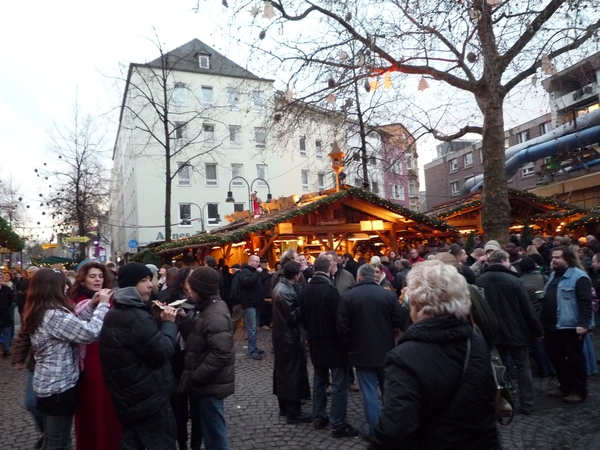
232 0 600 242
40 105 110 258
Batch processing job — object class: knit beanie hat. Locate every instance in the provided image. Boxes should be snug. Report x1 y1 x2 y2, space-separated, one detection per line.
118 263 153 288
484 240 502 252
188 266 220 298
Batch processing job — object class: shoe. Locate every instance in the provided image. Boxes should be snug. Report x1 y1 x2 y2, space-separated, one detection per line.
313 418 330 430
250 355 262 360
258 349 266 354
286 413 312 424
548 388 565 398
332 423 360 438
518 406 533 415
563 394 584 404
360 431 375 443
261 325 270 330
349 383 360 392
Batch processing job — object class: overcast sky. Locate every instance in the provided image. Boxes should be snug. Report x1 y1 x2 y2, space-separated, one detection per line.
0 0 551 240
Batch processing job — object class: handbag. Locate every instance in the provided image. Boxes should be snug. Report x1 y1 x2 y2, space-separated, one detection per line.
489 345 514 425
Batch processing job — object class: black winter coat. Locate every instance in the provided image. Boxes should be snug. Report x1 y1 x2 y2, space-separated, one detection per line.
272 279 310 401
476 264 544 346
178 294 235 399
299 273 348 368
238 264 264 309
338 281 408 367
0 285 15 327
99 287 178 425
369 316 500 450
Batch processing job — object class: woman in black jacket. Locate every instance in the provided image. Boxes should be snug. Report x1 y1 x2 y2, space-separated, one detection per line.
369 260 500 450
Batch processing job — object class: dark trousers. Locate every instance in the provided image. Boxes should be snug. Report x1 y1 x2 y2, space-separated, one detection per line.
121 402 177 450
545 329 587 399
171 392 202 450
277 397 303 418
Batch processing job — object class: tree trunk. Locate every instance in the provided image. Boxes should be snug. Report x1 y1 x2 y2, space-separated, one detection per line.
480 94 509 244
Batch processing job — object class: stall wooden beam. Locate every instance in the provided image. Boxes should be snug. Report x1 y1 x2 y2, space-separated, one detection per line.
258 233 279 257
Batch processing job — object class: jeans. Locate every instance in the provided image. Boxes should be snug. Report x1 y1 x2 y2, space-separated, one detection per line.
313 366 349 429
355 366 386 436
171 391 202 450
546 329 587 398
244 307 260 357
43 414 73 450
121 402 177 450
196 396 229 450
530 338 554 377
583 333 598 376
1 326 13 352
26 370 44 433
497 345 535 410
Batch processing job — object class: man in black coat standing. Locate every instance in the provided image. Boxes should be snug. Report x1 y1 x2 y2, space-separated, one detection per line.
238 255 265 360
341 253 359 280
476 250 544 415
338 264 408 440
300 256 359 438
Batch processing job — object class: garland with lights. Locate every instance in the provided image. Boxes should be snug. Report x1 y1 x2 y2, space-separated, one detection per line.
155 186 458 254
0 216 25 251
566 209 600 229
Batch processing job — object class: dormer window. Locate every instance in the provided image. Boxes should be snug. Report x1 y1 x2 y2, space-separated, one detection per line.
198 54 210 69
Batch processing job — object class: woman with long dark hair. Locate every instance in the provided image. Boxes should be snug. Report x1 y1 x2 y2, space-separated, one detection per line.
22 268 111 450
67 262 121 450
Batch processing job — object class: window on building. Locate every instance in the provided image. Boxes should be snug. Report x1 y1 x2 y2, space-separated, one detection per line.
315 140 323 159
517 130 530 144
205 163 217 186
252 91 265 112
539 121 550 135
450 181 460 196
521 162 535 177
449 158 458 172
372 181 380 194
397 185 405 200
179 203 192 226
254 127 266 147
299 136 307 156
407 154 416 170
174 122 186 140
256 164 268 186
198 54 210 69
173 83 187 106
229 125 241 146
409 179 417 197
201 86 214 106
177 163 191 186
317 172 325 190
301 169 309 190
206 203 219 225
464 152 473 167
479 148 483 164
233 203 245 212
203 124 215 145
504 138 510 149
231 164 244 186
227 88 239 110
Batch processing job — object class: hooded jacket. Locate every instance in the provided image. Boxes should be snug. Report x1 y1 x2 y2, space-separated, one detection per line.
99 287 178 425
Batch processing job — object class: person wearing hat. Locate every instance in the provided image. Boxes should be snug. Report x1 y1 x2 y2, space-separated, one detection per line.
469 248 487 278
178 266 235 450
99 262 179 449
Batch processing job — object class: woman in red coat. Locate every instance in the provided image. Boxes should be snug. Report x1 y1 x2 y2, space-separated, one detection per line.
67 262 121 450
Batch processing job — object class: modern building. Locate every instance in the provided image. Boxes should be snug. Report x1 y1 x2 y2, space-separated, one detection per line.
110 39 419 258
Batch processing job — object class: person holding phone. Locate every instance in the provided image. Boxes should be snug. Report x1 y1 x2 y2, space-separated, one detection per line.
22 268 111 450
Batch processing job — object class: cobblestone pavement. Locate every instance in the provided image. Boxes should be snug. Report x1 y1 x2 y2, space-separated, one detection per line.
2 325 600 449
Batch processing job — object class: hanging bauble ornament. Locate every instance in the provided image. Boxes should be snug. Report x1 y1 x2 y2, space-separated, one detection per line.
531 73 538 87
259 29 266 40
326 93 337 103
328 78 336 88
364 79 371 92
418 76 429 91
249 5 260 17
466 52 478 63
344 98 353 108
345 12 352 21
384 72 392 89
469 8 481 22
338 50 349 61
358 53 366 68
263 1 276 19
369 80 380 91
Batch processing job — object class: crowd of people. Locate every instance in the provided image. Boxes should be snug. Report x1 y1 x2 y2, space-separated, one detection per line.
2 231 598 449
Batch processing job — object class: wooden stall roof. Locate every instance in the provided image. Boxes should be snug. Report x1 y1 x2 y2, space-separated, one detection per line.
426 188 583 231
566 206 600 230
156 186 458 256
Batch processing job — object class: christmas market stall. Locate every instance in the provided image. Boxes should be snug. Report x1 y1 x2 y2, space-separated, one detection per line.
427 188 586 235
565 207 600 235
154 186 457 266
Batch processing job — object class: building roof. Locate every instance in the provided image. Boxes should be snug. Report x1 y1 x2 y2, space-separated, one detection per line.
145 38 272 82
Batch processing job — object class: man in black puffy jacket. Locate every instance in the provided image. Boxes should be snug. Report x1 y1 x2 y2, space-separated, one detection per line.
99 263 179 449
238 255 265 360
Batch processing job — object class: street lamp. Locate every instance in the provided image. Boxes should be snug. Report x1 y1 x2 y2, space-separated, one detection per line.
181 202 221 232
226 177 272 209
